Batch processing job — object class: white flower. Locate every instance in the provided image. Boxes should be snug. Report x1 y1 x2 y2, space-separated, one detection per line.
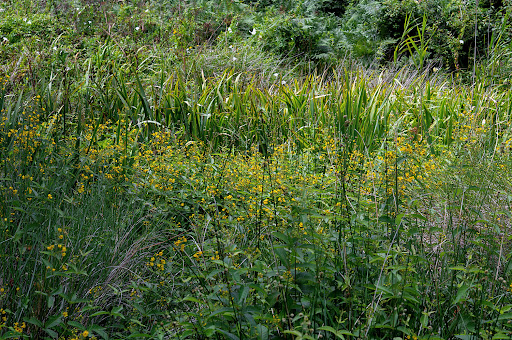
0 8 4 12
251 28 256 35
88 20 91 24
53 46 57 51
23 18 27 22
482 119 486 126
227 27 232 33
232 57 237 61
273 73 279 77
229 45 233 49
281 80 286 85
3 37 8 42
27 20 31 24
460 40 464 44
135 26 140 31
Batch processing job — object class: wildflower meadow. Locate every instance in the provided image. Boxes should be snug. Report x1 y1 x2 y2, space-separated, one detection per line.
2 0 512 339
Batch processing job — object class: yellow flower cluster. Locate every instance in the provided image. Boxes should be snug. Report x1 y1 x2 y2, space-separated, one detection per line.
192 250 203 261
0 74 9 89
13 321 26 333
210 251 220 261
87 286 103 298
174 236 187 251
146 251 166 270
0 308 6 330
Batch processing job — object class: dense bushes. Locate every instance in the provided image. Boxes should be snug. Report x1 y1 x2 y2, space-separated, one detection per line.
3 0 507 69
368 0 498 68
235 0 512 69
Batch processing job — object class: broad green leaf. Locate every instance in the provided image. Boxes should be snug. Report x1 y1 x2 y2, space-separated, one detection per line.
453 284 471 305
318 326 354 339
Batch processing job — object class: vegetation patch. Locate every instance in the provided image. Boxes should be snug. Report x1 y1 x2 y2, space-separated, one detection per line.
2 0 512 339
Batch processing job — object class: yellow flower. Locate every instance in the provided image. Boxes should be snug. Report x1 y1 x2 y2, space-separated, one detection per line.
48 194 53 199
193 251 203 260
82 330 89 337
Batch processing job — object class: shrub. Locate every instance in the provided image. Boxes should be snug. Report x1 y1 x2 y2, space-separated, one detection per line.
258 10 337 63
341 0 500 69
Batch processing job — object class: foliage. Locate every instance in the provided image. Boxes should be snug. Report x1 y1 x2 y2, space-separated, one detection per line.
342 0 510 68
1 0 512 339
258 12 333 61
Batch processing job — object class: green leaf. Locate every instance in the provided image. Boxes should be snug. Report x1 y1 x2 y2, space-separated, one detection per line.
110 306 125 318
407 213 427 221
498 312 512 320
256 324 269 340
499 305 512 313
181 330 195 338
209 307 235 318
237 285 250 305
203 325 216 337
129 319 145 327
44 315 62 329
283 330 303 336
216 329 240 340
127 332 152 338
90 311 110 317
182 296 206 304
273 246 289 267
44 328 58 338
89 325 109 340
248 284 266 296
24 317 43 328
67 321 85 330
420 313 428 328
453 284 471 305
455 335 479 340
318 326 354 339
1 329 29 339
47 295 55 309
395 213 405 226
272 231 290 244
449 266 467 272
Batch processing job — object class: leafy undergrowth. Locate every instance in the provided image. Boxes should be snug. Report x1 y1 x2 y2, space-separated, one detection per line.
1 100 512 339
